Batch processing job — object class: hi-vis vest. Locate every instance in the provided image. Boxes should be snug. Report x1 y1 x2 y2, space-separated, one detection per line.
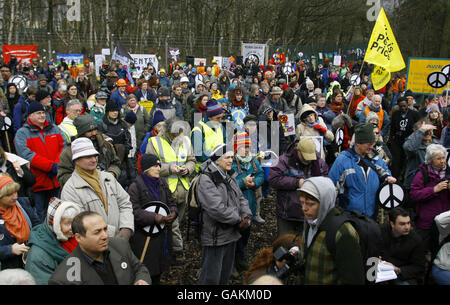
191 121 224 172
58 122 77 143
150 136 190 193
365 106 384 131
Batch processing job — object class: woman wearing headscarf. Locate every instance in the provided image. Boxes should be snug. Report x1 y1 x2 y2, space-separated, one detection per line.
25 198 81 284
0 174 40 270
127 154 178 285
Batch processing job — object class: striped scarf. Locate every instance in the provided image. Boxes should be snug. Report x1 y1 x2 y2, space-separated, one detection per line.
0 203 30 244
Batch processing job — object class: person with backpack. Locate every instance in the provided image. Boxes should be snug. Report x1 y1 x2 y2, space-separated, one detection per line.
298 176 365 285
329 123 396 219
195 143 252 285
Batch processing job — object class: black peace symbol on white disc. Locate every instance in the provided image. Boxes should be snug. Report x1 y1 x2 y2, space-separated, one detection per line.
350 74 361 86
1 117 12 131
376 182 405 210
142 201 170 237
283 64 293 75
335 128 344 146
442 64 450 81
10 75 27 90
427 71 448 89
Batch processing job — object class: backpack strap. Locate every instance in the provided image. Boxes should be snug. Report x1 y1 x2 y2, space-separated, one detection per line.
325 212 350 258
419 166 429 187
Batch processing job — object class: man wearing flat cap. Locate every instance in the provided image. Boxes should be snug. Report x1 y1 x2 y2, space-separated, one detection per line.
329 123 396 219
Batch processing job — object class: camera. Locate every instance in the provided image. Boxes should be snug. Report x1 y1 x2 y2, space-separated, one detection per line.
271 246 303 279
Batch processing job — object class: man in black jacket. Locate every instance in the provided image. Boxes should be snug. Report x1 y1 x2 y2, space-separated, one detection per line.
49 211 151 285
388 97 420 181
379 207 426 285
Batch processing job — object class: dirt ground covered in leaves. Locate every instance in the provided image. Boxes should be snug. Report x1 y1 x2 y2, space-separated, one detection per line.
160 190 278 285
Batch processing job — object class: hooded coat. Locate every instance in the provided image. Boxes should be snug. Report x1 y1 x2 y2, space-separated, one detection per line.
195 159 252 247
25 206 79 286
295 104 334 159
300 177 365 285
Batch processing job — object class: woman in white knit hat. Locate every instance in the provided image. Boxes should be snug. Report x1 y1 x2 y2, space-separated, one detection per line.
25 197 81 284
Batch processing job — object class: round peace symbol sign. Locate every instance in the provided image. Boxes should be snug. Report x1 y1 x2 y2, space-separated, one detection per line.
335 128 344 146
283 64 293 75
142 201 170 237
442 64 450 81
1 116 12 131
9 75 27 91
376 182 406 210
427 71 448 89
350 74 361 86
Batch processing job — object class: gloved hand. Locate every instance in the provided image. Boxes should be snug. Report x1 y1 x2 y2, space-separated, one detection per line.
48 163 58 177
313 124 327 134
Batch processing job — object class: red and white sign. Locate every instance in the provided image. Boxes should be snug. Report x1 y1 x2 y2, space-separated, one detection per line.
2 45 38 65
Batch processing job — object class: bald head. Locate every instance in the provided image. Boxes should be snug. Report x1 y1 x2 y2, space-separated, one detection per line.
372 94 382 107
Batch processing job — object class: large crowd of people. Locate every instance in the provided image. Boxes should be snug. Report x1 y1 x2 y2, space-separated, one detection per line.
0 54 448 286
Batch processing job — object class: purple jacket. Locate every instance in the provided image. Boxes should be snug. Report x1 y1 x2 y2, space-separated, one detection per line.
410 163 450 230
269 146 329 222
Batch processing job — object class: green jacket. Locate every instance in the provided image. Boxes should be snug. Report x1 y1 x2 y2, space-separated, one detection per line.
301 207 365 285
25 220 69 285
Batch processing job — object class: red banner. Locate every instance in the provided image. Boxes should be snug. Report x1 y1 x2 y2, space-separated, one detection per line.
2 45 38 65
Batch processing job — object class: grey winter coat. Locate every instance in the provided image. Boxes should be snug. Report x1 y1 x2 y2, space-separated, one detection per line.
195 160 252 247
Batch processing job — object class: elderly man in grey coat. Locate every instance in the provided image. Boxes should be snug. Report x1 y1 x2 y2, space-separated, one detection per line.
196 143 252 285
60 137 134 240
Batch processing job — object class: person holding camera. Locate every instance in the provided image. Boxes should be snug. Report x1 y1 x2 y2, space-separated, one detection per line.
196 143 252 285
298 176 365 285
243 233 302 285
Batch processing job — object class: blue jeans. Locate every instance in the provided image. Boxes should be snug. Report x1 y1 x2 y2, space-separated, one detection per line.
33 188 60 223
432 265 450 285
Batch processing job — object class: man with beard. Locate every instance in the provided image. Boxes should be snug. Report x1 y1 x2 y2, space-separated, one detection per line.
389 97 420 181
56 114 121 187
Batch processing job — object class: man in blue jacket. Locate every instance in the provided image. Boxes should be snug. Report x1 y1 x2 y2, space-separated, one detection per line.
329 123 397 219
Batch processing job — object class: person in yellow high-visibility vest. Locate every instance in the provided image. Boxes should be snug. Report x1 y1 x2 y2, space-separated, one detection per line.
190 99 226 173
58 99 82 144
145 117 196 266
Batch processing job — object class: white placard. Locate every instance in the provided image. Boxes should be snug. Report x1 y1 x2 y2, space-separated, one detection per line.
194 58 207 66
333 55 342 67
101 48 111 56
242 43 266 66
130 54 159 77
94 54 106 78
213 56 223 68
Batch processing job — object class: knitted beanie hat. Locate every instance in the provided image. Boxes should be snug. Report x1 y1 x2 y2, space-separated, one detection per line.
233 132 251 153
124 111 137 124
140 153 161 172
355 123 376 144
206 99 223 118
151 110 166 129
28 101 45 115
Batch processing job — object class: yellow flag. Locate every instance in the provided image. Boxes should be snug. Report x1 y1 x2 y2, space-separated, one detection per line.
371 65 391 90
364 8 405 72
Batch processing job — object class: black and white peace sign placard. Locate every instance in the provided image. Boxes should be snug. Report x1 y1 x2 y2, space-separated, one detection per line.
350 74 361 86
0 117 12 131
427 71 448 89
283 63 293 75
376 182 406 210
442 65 450 81
142 201 170 237
10 75 27 91
335 128 344 146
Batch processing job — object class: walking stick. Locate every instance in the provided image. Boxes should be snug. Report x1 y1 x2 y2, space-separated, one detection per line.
140 236 151 263
4 131 11 153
